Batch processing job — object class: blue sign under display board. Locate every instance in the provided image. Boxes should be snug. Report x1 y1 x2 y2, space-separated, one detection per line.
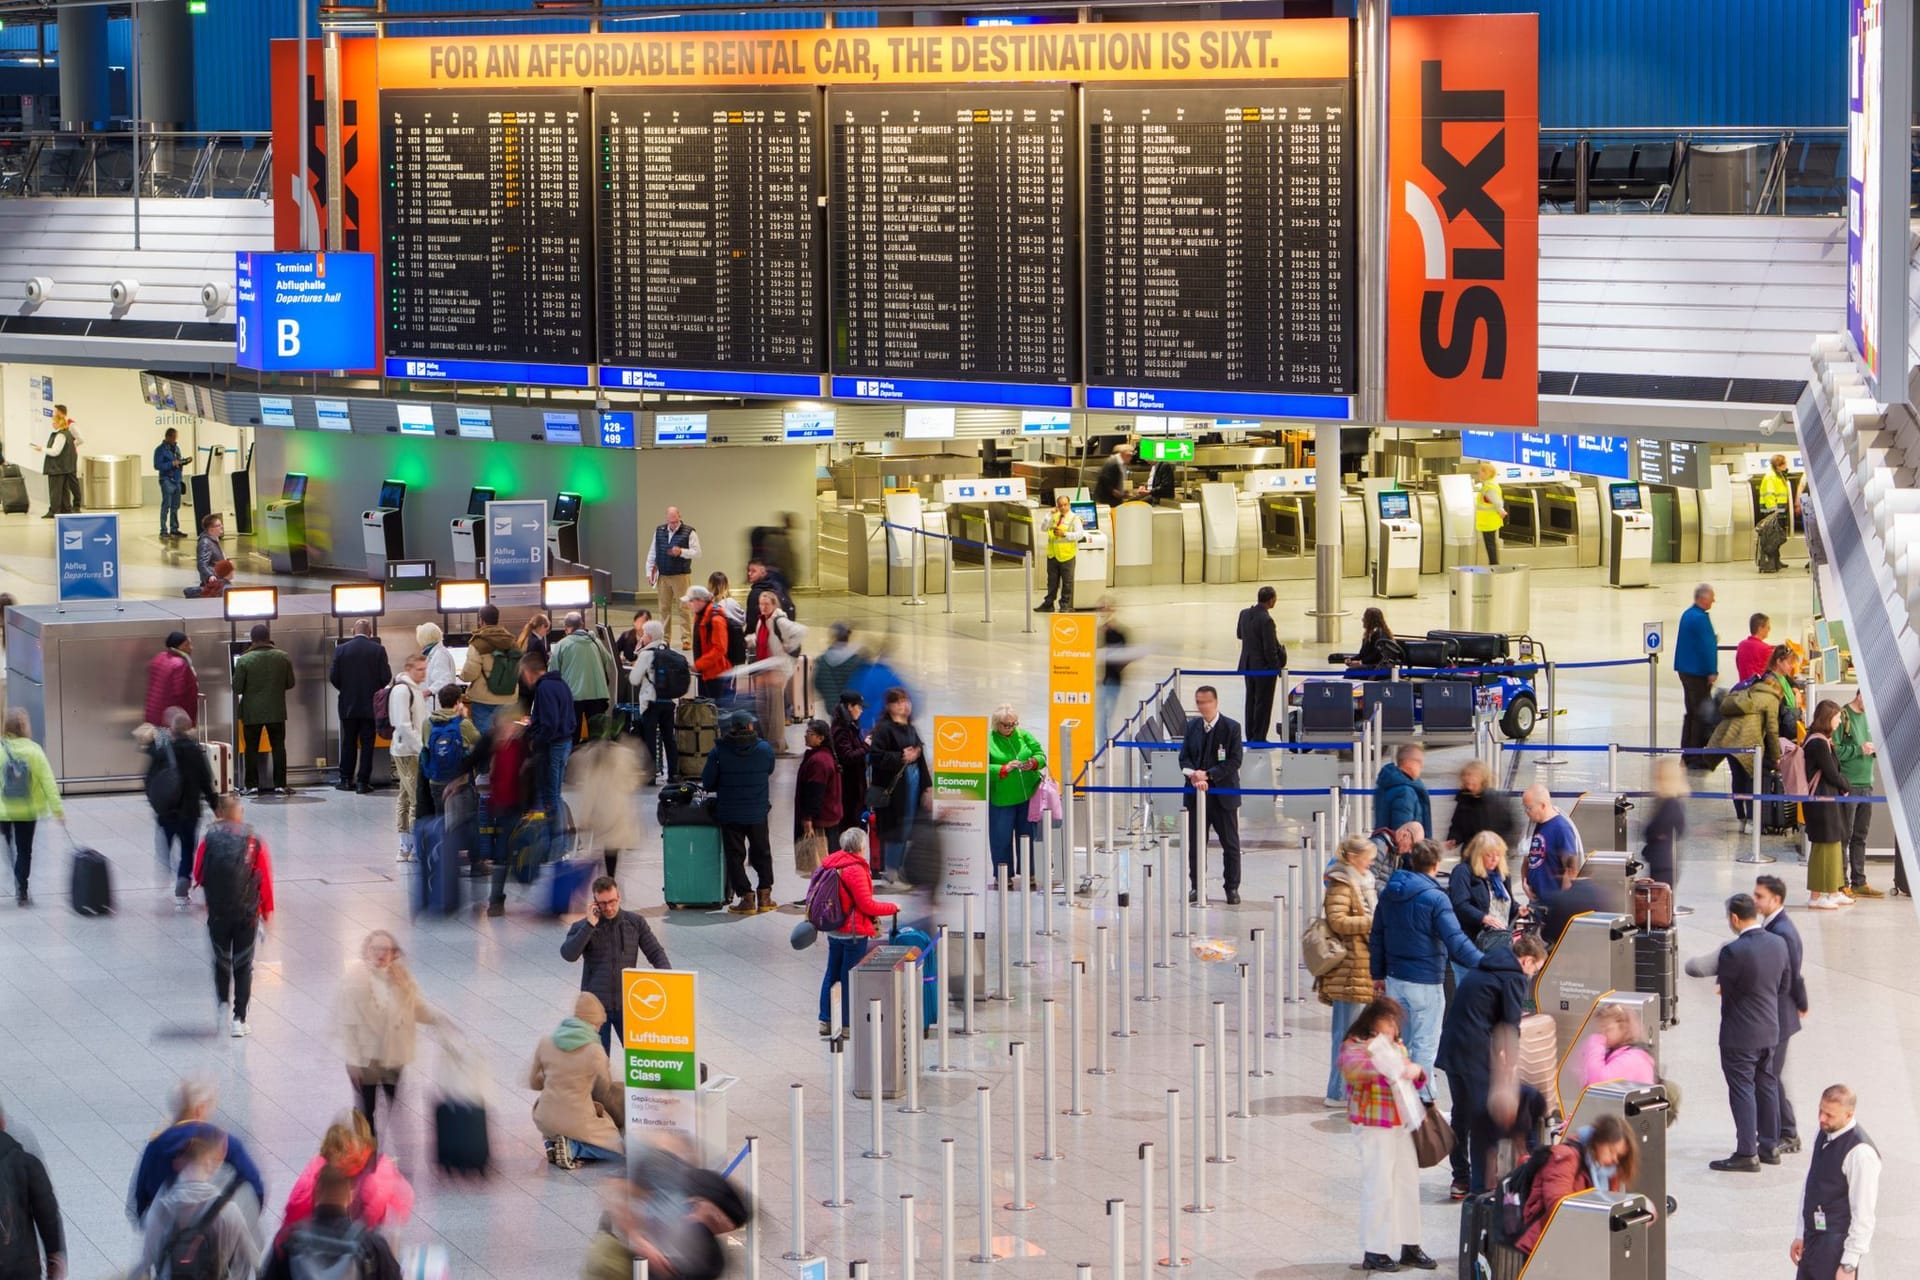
598 411 637 449
55 512 119 604
542 411 582 445
485 499 548 602
602 366 820 398
1088 386 1354 419
830 375 1075 408
385 356 592 388
1463 430 1631 480
784 410 836 441
234 252 377 373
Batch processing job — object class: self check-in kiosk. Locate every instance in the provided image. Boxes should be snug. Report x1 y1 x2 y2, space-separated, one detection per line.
1070 500 1111 588
1608 482 1653 588
1536 912 1638 1078
263 473 309 574
549 492 582 565
361 480 406 578
1373 489 1420 598
450 486 496 579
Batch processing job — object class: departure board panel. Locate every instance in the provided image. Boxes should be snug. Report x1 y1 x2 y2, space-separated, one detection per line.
831 87 1076 389
1085 84 1353 399
596 89 822 376
381 90 593 369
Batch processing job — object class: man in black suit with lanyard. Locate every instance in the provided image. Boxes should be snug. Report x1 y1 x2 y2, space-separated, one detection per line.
1686 891 1791 1172
1179 685 1244 906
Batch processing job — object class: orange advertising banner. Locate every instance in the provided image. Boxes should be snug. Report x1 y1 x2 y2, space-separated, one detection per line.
374 20 1351 90
269 38 382 254
1385 14 1538 427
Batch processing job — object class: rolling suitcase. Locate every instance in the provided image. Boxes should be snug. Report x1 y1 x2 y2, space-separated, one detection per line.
662 824 726 908
412 816 462 917
1515 1012 1557 1098
1633 927 1679 1028
538 856 596 917
1629 878 1673 929
1458 1190 1523 1280
434 1099 491 1176
70 847 113 916
0 464 27 516
1761 770 1799 836
202 741 234 796
893 926 938 1031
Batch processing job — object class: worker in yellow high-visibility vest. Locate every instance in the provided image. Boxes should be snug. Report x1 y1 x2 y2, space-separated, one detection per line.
1034 493 1085 614
1757 453 1794 520
1474 462 1507 565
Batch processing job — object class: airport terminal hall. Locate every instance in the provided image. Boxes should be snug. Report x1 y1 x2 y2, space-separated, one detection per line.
4 1 1920 1278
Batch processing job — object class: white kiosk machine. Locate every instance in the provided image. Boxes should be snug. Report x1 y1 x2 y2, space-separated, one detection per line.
361 480 407 578
1608 481 1653 588
1373 490 1421 598
449 486 496 579
1070 500 1110 589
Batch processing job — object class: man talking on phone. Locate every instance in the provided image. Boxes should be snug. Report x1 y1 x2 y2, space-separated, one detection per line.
561 876 672 1053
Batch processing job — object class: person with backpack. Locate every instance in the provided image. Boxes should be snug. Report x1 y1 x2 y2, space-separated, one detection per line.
191 793 275 1038
1706 643 1791 833
279 1114 412 1238
1798 699 1853 909
746 589 803 755
127 1078 266 1227
385 652 433 863
704 709 778 915
136 1132 262 1280
629 621 686 783
261 1164 400 1280
1315 836 1379 1108
141 709 220 909
0 1102 64 1280
0 709 61 909
420 686 480 818
1512 1116 1640 1253
561 876 671 1053
685 585 735 704
144 631 200 729
232 623 296 797
329 620 392 796
552 612 613 741
457 604 522 735
744 558 796 625
813 828 899 1036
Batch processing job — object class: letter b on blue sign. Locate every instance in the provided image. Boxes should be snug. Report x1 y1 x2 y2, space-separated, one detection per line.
277 320 301 357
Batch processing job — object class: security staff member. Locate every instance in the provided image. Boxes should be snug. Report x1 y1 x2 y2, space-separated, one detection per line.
1789 1084 1879 1280
1178 685 1244 905
1758 454 1795 521
1474 462 1506 565
647 506 701 650
1034 493 1083 614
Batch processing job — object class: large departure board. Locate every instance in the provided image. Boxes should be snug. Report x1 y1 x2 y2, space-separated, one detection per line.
831 87 1075 390
1085 84 1353 400
596 89 821 375
381 90 593 369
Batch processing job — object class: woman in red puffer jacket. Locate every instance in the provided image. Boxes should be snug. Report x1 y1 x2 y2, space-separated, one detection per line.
815 828 898 1037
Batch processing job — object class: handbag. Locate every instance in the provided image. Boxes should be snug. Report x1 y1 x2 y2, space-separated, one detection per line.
795 830 827 875
1301 913 1348 977
1411 1102 1455 1169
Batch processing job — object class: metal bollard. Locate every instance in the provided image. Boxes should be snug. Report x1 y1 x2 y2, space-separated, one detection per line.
962 893 979 1036
1209 1003 1234 1162
1077 1267 1092 1280
1163 1091 1188 1265
784 1085 807 1259
983 542 994 623
995 864 1012 1000
864 998 890 1159
1137 1144 1155 1280
972 1087 997 1262
1107 1199 1126 1280
1039 819 1057 938
1094 928 1119 1063
1067 961 1093 1109
1606 742 1619 791
1184 1044 1212 1213
851 1264 869 1280
635 1259 650 1280
826 1038 850 1206
1284 865 1302 1004
901 1195 918 1280
902 956 926 1114
1234 968 1253 1114
1016 840 1036 969
1187 793 1205 914
1269 917 1288 1041
1137 864 1158 1001
934 925 957 1072
941 1137 957 1280
745 1135 761 1280
1116 900 1136 1035
1007 1042 1033 1209
1159 835 1183 951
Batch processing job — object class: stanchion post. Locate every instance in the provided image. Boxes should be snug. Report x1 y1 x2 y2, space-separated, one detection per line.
941 1138 957 1280
1265 917 1288 1042
1058 722 1077 890
1107 1199 1125 1280
784 1086 807 1259
851 1263 869 1280
1038 818 1057 937
826 1039 850 1207
1607 742 1618 792
972 1087 997 1263
1187 791 1206 914
1209 1003 1234 1161
1116 898 1136 1034
934 925 956 1072
745 1135 762 1280
1647 652 1658 752
1739 744 1776 865
1163 1091 1188 1266
864 998 890 1159
982 542 994 623
962 893 978 1035
904 528 927 607
1184 1044 1212 1213
1039 999 1063 1156
1138 862 1158 1001
1249 930 1271 1072
1234 966 1253 1111
1016 838 1036 969
1095 928 1119 1063
995 864 1013 999
1137 1144 1155 1280
1007 1042 1033 1209
902 955 926 1114
901 1195 917 1280
1538 660 1566 766
1283 867 1301 1003
1068 962 1093 1109
1022 550 1034 634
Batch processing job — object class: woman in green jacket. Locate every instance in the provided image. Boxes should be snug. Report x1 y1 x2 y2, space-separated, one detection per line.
1704 647 1789 833
0 708 63 905
987 703 1047 885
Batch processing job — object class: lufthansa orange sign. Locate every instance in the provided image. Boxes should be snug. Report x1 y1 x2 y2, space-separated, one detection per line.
1385 14 1538 427
374 20 1352 90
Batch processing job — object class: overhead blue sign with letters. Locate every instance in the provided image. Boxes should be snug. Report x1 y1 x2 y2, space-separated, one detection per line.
484 499 547 598
55 512 119 604
234 252 377 373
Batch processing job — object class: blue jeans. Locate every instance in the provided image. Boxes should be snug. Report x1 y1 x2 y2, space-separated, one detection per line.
542 739 572 852
469 701 498 737
1385 978 1444 1102
567 1139 623 1162
818 934 870 1026
159 476 184 534
1326 999 1363 1102
883 768 922 875
989 802 1032 876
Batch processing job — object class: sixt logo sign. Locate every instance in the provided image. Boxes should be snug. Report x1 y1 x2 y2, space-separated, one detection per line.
1386 15 1538 429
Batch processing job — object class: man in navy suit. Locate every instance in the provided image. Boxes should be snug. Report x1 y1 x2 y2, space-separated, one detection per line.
1686 892 1791 1171
1755 875 1810 1154
1178 685 1244 905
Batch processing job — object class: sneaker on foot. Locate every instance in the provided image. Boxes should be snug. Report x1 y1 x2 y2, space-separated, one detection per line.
1807 894 1838 910
1448 1180 1469 1201
487 900 505 918
818 1020 833 1038
1834 893 1857 907
1322 1096 1347 1109
230 1019 248 1038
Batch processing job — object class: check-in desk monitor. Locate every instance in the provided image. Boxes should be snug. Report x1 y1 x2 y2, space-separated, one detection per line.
362 480 407 577
550 491 582 563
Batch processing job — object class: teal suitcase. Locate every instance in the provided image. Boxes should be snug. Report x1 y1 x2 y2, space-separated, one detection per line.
663 824 726 908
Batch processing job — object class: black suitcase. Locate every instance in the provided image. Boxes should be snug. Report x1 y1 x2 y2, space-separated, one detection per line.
70 847 113 916
412 816 462 917
433 1099 491 1176
0 464 27 516
1633 927 1679 1027
1458 1190 1524 1280
1761 770 1799 836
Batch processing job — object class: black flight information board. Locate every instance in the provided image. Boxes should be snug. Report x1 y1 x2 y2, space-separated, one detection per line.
381 90 594 369
1085 84 1354 399
596 89 822 376
831 87 1076 389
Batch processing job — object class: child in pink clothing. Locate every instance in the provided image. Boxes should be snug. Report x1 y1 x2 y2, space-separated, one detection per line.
1572 1004 1659 1096
277 1112 413 1240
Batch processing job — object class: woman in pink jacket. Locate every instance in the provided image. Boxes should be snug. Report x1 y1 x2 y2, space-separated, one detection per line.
278 1111 414 1239
1571 1003 1658 1098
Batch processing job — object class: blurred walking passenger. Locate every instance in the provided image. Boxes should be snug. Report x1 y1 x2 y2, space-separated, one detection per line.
192 793 274 1038
335 930 438 1143
0 709 60 908
127 1078 265 1226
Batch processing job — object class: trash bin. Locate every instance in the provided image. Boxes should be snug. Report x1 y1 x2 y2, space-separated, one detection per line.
850 944 920 1099
1447 564 1531 633
83 455 141 509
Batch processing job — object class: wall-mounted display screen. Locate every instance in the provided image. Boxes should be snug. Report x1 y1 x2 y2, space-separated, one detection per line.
542 411 582 445
396 404 435 436
784 409 835 441
598 411 636 449
655 412 709 446
223 587 279 621
332 584 387 616
1021 411 1072 434
314 399 353 431
455 407 495 440
257 396 295 428
1377 491 1412 520
903 408 957 440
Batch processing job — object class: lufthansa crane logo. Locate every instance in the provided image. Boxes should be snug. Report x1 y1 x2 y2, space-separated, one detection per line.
627 975 670 1024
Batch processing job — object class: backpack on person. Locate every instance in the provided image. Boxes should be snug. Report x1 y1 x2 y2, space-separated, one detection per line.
0 741 29 803
284 1217 378 1280
145 736 185 814
724 614 746 666
651 647 692 701
373 681 398 740
804 863 851 932
421 717 467 784
199 832 260 920
775 617 806 659
1779 733 1820 797
482 644 524 698
157 1174 243 1280
1493 1139 1572 1244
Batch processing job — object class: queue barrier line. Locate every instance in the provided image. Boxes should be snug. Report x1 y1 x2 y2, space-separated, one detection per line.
877 519 1029 562
1068 783 1885 805
1105 739 1364 752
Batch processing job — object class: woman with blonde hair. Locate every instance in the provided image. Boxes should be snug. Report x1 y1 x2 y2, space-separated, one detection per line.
707 570 745 625
517 612 553 660
1447 830 1512 948
335 930 438 1141
1318 834 1379 1107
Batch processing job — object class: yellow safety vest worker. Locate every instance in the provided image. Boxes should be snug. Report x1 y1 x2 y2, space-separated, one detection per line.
1045 510 1083 563
1757 469 1791 512
1475 481 1505 532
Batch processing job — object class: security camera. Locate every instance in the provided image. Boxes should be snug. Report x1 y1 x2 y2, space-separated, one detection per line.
23 277 51 304
1759 417 1777 437
108 279 140 306
199 281 228 311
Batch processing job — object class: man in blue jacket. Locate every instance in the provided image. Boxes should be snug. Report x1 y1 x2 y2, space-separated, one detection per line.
1675 583 1719 757
1436 932 1548 1196
1372 742 1433 835
704 709 777 915
1370 840 1484 1099
127 1077 266 1224
522 650 576 854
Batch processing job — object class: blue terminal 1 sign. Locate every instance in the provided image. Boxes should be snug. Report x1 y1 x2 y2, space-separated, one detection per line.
235 252 377 372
